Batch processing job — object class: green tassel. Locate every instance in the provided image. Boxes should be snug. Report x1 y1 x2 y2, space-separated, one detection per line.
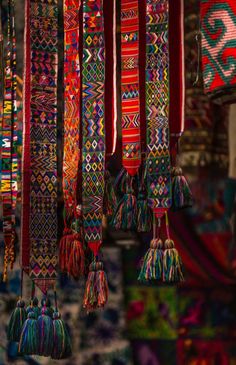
37 307 53 357
172 167 193 211
7 299 27 342
51 311 72 359
104 170 118 219
163 239 184 283
138 239 163 281
26 297 40 319
137 192 152 232
18 311 39 355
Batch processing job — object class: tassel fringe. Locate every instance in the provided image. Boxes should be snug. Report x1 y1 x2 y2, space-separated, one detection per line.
7 299 27 342
172 167 193 211
163 239 184 283
138 239 163 281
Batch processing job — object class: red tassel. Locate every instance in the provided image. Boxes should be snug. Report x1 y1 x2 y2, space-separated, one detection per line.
68 238 85 279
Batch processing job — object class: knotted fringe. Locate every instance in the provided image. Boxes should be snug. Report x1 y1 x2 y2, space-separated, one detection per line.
83 261 108 312
51 290 72 359
59 229 85 279
138 239 163 281
103 170 118 219
163 239 184 282
171 167 193 211
18 311 39 355
163 212 184 283
37 307 53 357
7 299 27 342
112 173 137 230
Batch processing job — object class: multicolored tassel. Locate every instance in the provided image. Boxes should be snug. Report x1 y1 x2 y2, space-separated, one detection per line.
83 261 108 312
138 216 163 281
7 299 26 342
103 170 118 219
163 212 184 283
18 311 39 355
37 306 53 357
137 163 152 232
171 166 193 211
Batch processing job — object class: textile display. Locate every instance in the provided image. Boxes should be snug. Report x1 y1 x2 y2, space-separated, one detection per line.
201 0 236 103
82 0 105 256
1 0 18 282
120 0 141 177
146 0 171 218
21 0 58 293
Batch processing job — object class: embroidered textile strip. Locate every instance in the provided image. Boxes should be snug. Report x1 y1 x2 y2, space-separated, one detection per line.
121 0 141 176
201 0 236 103
146 0 172 218
2 0 18 281
82 0 105 256
63 0 81 226
22 0 58 292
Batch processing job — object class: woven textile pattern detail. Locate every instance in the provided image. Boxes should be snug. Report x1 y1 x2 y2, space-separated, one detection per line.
2 0 18 281
28 0 58 292
201 0 236 98
121 0 141 176
146 0 172 216
82 0 105 254
63 0 81 224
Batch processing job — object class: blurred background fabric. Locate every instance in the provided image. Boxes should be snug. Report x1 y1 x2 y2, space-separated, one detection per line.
0 0 236 364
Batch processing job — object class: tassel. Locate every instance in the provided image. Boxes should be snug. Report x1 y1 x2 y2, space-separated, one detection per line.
18 311 39 355
171 167 193 211
7 299 27 342
37 306 53 357
40 297 54 318
68 236 85 279
163 212 184 283
51 290 72 359
103 170 118 218
137 191 152 233
114 167 127 196
112 174 137 230
138 238 163 281
51 311 72 359
83 261 108 312
26 297 40 319
59 228 73 273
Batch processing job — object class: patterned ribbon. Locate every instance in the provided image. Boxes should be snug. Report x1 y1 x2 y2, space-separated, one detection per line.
63 0 81 228
2 0 18 282
120 0 141 177
22 0 58 293
146 0 172 218
82 0 105 256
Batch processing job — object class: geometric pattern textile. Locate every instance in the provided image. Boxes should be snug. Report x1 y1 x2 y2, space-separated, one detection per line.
201 0 236 103
63 0 81 227
22 0 58 293
82 0 105 256
121 0 141 176
1 0 18 281
146 0 172 217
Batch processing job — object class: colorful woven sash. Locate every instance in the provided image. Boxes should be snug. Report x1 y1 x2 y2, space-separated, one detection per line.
22 0 58 293
82 0 105 256
201 0 236 103
2 0 18 281
120 0 141 177
63 0 81 229
146 0 171 218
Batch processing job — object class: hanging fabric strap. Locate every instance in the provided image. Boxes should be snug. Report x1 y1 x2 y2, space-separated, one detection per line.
63 0 81 228
145 0 172 218
82 0 106 256
120 0 141 176
22 0 58 293
2 0 18 281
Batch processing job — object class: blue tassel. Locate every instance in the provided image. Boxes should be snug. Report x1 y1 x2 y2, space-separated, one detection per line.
37 307 53 357
18 311 39 355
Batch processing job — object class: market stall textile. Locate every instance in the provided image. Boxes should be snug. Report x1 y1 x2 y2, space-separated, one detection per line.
21 0 58 293
201 0 236 103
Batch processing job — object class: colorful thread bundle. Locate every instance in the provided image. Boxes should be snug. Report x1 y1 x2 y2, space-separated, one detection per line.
201 0 236 103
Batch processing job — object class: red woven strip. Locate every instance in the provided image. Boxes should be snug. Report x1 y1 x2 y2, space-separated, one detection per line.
121 0 141 177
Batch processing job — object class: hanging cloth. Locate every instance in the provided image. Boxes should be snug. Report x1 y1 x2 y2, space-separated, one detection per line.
2 0 18 282
120 0 141 177
201 0 236 104
82 0 106 257
21 0 58 293
145 0 172 218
